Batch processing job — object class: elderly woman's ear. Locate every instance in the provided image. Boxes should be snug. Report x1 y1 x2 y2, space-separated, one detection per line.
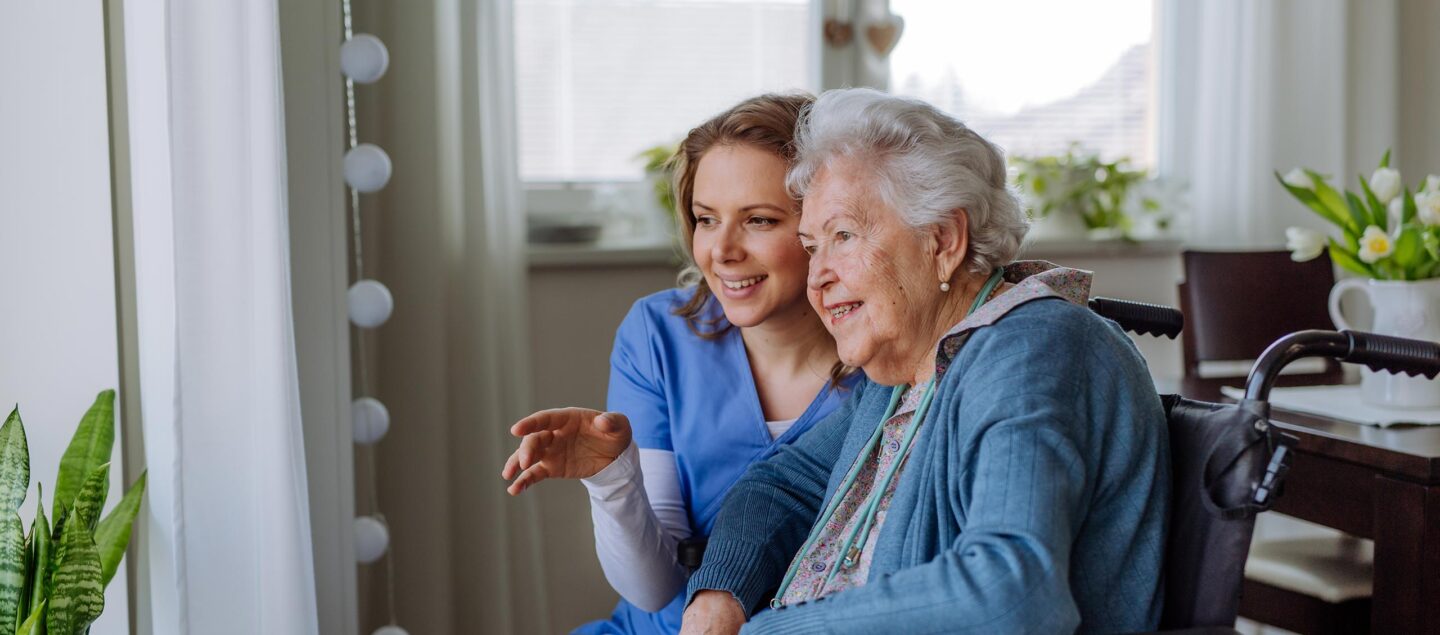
930 208 972 287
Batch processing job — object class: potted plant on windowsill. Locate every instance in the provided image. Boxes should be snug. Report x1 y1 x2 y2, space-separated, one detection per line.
1278 150 1440 408
1013 145 1171 242
0 389 146 634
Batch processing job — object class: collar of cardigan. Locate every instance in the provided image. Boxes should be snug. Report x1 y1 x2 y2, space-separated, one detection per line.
932 260 1093 377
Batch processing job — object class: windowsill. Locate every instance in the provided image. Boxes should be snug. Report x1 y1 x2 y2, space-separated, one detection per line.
527 234 1183 269
1017 238 1184 259
527 233 684 269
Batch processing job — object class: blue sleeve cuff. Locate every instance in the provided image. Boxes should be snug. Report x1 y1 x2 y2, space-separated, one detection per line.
685 540 787 616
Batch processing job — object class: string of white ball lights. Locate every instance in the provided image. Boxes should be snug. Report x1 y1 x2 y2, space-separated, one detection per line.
339 1 404 633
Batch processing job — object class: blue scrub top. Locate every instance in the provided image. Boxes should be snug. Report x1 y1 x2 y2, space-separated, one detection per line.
574 288 858 635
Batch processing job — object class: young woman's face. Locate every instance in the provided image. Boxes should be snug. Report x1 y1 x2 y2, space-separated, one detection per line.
690 144 811 328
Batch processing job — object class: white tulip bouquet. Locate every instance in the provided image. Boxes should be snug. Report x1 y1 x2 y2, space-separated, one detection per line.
1278 150 1440 280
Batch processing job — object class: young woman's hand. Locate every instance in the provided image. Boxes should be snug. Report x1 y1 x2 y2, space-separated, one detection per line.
501 408 632 495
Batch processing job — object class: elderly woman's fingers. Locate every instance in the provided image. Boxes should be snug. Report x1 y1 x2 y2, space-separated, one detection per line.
506 462 552 496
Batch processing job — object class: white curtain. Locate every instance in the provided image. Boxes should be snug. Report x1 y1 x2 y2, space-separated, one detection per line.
121 0 319 633
1159 0 1400 248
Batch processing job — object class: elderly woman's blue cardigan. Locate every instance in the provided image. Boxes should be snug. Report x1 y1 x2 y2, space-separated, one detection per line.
687 297 1171 634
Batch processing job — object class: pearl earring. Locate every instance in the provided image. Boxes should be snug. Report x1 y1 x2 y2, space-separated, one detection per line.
939 282 951 292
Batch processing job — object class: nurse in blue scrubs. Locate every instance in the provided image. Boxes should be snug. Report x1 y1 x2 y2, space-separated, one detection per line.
501 93 859 634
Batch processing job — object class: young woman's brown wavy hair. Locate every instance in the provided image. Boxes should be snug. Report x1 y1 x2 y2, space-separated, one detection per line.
666 92 855 387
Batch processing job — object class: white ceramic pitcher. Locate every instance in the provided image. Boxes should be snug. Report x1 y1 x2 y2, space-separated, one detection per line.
1329 278 1440 408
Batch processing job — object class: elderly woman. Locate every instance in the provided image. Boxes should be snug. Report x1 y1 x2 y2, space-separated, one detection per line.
680 88 1171 634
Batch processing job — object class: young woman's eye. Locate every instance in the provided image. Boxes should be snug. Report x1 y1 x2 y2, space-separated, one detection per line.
695 215 717 227
748 216 778 227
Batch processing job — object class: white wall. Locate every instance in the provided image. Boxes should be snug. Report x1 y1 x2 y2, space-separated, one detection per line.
0 3 130 633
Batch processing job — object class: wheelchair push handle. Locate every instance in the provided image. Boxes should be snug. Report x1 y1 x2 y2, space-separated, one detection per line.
1087 297 1184 340
1244 329 1440 401
1344 330 1440 379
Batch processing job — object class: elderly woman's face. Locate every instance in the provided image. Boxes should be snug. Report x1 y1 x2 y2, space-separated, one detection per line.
690 144 811 328
798 160 944 384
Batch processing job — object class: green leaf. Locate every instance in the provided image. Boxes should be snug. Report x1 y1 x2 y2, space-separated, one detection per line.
0 514 24 633
53 391 114 518
1404 186 1418 225
1277 172 1351 231
1344 191 1373 232
1328 239 1376 277
94 472 144 587
45 519 103 635
0 409 30 514
16 599 44 635
24 486 49 624
1359 175 1388 228
68 466 109 536
1381 148 1392 169
1394 226 1424 274
1306 171 1357 232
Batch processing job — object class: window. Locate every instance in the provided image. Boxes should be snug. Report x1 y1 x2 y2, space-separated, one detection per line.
888 0 1156 167
515 0 816 185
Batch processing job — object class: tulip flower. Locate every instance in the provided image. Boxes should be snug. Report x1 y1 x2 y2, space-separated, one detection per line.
1370 167 1401 204
1358 225 1395 264
1416 190 1440 227
1282 168 1310 189
1285 227 1326 262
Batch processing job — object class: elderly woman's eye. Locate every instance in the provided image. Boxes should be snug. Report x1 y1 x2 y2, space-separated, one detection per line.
800 242 817 255
836 230 855 242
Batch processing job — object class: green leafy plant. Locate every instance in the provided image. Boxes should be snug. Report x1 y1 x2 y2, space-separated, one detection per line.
1012 144 1164 240
636 142 680 219
1277 149 1440 280
0 390 145 635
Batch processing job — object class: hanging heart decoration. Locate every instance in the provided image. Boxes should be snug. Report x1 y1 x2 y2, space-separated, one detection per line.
824 19 854 48
865 14 905 58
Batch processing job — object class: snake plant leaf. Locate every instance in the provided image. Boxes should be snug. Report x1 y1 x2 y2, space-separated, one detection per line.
69 465 109 535
0 408 30 513
25 487 49 624
45 522 103 635
0 513 25 633
53 391 114 518
16 599 44 635
44 514 66 603
94 472 144 587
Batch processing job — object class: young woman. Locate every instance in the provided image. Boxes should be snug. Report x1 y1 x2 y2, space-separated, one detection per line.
501 93 858 634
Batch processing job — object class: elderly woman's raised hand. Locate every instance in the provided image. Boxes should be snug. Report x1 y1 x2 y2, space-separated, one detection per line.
501 408 632 495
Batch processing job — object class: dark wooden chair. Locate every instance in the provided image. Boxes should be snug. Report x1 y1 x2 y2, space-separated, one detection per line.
1178 250 1344 402
1178 249 1369 634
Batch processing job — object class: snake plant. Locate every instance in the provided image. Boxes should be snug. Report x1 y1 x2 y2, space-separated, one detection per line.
0 390 145 635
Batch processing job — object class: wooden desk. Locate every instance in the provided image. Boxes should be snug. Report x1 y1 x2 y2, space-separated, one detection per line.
1266 407 1440 634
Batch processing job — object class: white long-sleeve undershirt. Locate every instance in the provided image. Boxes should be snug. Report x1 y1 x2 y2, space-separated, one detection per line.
581 420 796 612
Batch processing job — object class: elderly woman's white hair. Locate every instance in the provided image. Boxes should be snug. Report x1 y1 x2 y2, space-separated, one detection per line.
787 88 1029 274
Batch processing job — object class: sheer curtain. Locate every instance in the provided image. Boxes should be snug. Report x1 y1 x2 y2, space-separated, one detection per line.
1159 0 1400 247
120 0 319 632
